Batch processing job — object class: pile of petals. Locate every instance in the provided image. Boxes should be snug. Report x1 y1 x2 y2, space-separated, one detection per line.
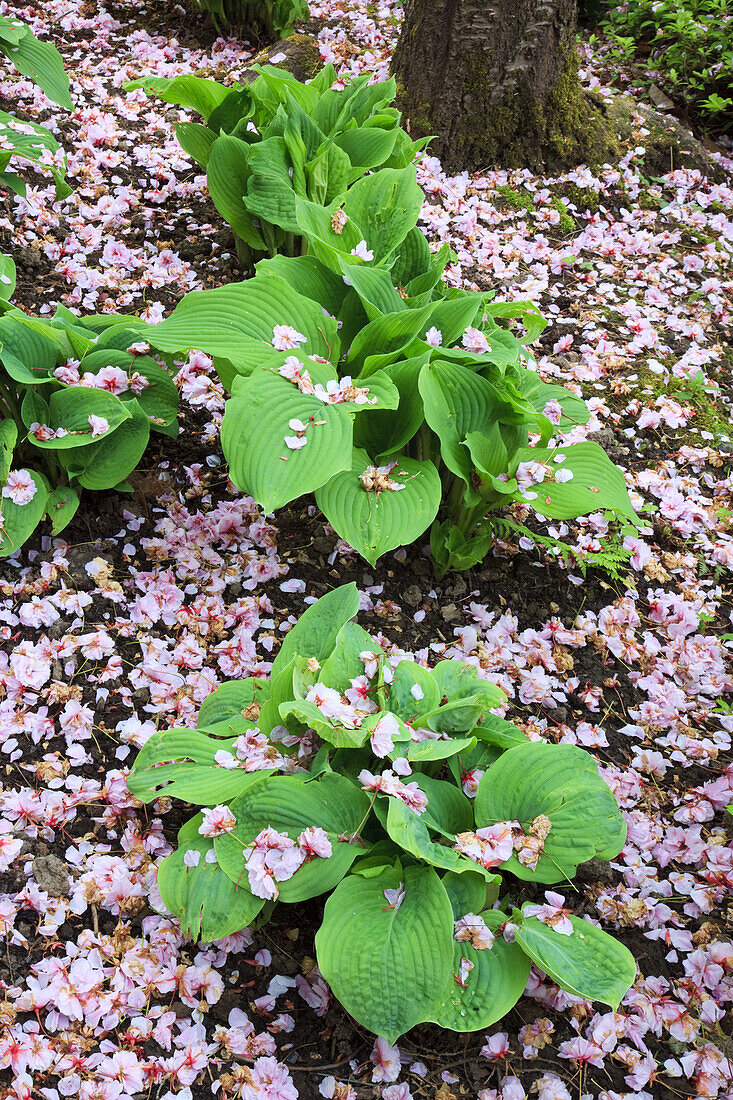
0 0 731 1098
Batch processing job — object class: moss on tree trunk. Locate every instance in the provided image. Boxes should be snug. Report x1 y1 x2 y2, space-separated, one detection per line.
392 0 618 173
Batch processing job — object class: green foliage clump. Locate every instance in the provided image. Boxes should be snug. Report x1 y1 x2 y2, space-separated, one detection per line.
128 583 636 1042
130 66 637 573
192 0 306 39
599 0 733 131
126 64 426 269
0 302 178 557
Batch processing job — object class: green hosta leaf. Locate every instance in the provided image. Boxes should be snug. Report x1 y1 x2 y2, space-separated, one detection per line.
472 714 529 750
125 75 232 120
158 816 264 943
406 736 476 763
341 166 424 263
486 300 546 343
319 620 378 693
4 30 72 109
474 742 627 883
420 661 505 735
513 442 637 521
333 125 398 169
198 678 271 729
440 869 491 919
208 135 270 251
0 313 58 384
514 908 636 1009
353 353 429 460
0 111 70 198
428 909 530 1032
126 727 273 805
0 467 47 556
338 261 407 319
386 658 439 723
386 799 497 882
0 252 16 299
0 419 17 482
175 122 216 167
347 303 434 374
419 358 536 485
316 864 454 1043
140 275 338 371
413 773 474 837
30 388 130 450
215 773 370 902
62 398 150 491
520 375 590 431
79 350 178 426
222 369 353 513
46 485 79 534
279 699 371 750
271 581 359 679
390 225 431 287
315 448 441 567
255 254 347 317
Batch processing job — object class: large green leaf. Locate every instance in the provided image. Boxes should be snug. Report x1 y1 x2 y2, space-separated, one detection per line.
255 254 347 317
127 728 273 806
341 166 424 263
385 658 440 723
474 742 626 883
3 30 72 109
125 75 232 120
386 799 498 882
512 442 637 521
46 485 79 534
62 398 150 491
428 908 531 1032
0 467 47 556
514 908 636 1009
353 353 429 460
316 864 454 1043
271 581 359 679
315 448 441 566
198 678 271 729
221 369 353 513
158 816 264 943
215 773 370 901
0 419 17 482
208 134 269 249
30 388 130 450
419 358 535 485
140 275 338 371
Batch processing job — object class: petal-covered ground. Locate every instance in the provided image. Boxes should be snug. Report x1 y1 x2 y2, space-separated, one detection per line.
0 2 732 1100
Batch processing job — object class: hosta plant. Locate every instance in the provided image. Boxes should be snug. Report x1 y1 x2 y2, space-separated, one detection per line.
128 584 636 1042
0 304 178 556
126 64 426 267
192 0 307 38
134 162 637 571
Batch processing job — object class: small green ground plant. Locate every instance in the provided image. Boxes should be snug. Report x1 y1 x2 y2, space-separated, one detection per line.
128 584 636 1042
126 64 426 267
0 303 178 556
598 0 733 131
192 0 306 38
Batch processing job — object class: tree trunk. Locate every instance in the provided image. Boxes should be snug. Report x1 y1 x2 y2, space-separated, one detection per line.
392 0 616 173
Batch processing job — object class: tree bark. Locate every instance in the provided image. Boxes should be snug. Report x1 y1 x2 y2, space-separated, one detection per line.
392 0 615 173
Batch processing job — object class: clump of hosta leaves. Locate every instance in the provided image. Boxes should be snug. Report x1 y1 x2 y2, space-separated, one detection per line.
125 63 426 268
128 584 636 1042
134 155 637 571
0 304 178 556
